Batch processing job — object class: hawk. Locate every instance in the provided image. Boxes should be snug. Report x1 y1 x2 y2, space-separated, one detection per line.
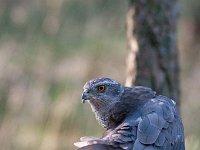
74 78 185 150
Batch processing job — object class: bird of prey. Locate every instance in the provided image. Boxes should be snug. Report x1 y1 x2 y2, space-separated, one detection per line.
74 77 185 150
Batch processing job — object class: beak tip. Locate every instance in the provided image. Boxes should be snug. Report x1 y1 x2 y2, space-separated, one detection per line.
81 92 88 103
82 99 85 103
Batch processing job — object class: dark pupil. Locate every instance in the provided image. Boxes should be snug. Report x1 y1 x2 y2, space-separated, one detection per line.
98 86 104 91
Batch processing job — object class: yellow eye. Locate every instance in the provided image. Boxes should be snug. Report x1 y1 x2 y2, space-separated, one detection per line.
97 85 105 92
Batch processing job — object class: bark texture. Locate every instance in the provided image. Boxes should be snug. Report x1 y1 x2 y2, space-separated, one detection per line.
126 0 180 110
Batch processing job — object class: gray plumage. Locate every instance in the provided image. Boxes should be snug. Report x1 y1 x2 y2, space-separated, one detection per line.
75 77 185 150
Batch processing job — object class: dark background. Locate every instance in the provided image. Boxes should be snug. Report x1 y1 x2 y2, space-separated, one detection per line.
0 0 199 149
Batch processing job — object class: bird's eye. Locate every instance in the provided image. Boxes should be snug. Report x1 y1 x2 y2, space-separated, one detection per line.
97 85 105 92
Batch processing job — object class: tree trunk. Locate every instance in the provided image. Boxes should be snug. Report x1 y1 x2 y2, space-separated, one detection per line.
126 0 180 111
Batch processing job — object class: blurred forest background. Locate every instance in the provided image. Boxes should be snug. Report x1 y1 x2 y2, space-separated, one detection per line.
0 0 200 150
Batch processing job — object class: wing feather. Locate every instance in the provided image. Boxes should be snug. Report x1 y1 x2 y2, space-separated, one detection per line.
134 96 185 149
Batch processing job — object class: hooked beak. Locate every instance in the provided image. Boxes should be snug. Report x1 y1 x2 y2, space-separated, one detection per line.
81 91 90 103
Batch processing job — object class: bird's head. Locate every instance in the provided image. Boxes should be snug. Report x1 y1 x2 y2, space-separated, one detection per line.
82 78 124 107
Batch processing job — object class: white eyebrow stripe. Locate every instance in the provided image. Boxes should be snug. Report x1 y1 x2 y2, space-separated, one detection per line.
94 80 119 86
83 78 120 90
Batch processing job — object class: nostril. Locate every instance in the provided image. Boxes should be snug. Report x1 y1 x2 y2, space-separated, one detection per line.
84 89 90 93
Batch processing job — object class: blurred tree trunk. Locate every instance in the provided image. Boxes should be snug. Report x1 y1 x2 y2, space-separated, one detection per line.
125 0 180 111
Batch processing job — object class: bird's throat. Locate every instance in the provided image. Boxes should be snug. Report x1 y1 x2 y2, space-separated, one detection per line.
88 99 107 112
88 100 119 129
